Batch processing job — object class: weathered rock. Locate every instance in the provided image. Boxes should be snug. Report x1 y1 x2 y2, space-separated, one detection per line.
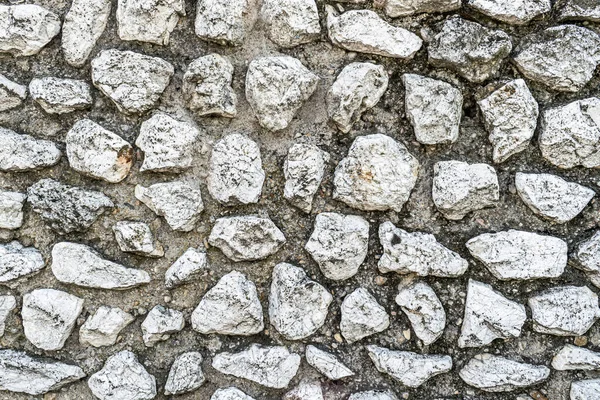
135 182 204 232
432 160 499 220
211 387 256 400
395 280 445 345
327 7 422 59
246 56 318 131
333 134 420 212
269 263 333 340
552 344 600 370
91 49 174 114
22 288 84 351
212 344 301 389
165 247 208 288
62 0 111 67
283 143 329 213
349 391 399 400
459 354 550 392
283 381 324 400
66 119 133 183
51 242 151 289
183 54 237 117
467 0 551 24
117 0 185 45
0 190 26 229
305 212 369 280
571 379 600 400
428 17 512 83
261 0 320 48
0 128 60 172
141 305 185 347
340 288 390 343
165 352 205 396
0 349 85 395
136 112 199 172
458 280 526 348
207 134 265 205
0 5 61 56
29 77 92 114
574 231 600 274
366 345 452 388
195 0 254 46
305 345 354 380
191 271 264 335
529 285 600 336
88 350 157 400
379 0 460 17
327 62 389 133
79 306 135 347
0 295 16 337
514 25 600 92
208 215 286 262
466 230 567 280
113 221 164 258
378 221 468 277
478 79 538 163
0 73 26 111
559 0 600 21
402 74 462 145
0 241 44 283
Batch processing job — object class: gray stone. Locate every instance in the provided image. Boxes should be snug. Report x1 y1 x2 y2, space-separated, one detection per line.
29 77 92 114
283 143 329 213
552 344 600 371
0 241 44 283
0 5 60 56
195 0 254 46
349 391 399 400
395 280 445 345
571 379 600 400
117 0 185 45
0 190 26 230
559 0 600 21
211 387 256 400
79 306 135 347
261 0 320 48
340 288 390 343
467 0 551 24
305 345 354 380
379 0 461 17
0 128 60 172
0 74 26 111
165 352 205 396
283 381 324 400
141 305 185 347
113 221 164 258
165 247 208 288
0 295 16 337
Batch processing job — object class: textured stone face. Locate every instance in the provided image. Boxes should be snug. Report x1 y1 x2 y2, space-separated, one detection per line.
283 143 329 213
0 128 61 172
340 288 390 343
29 77 92 114
211 387 256 400
79 306 135 347
305 345 354 380
0 190 26 230
467 0 551 24
165 352 206 396
552 344 600 371
195 0 253 46
0 5 61 56
0 241 44 283
261 0 320 48
165 247 208 288
117 0 185 45
283 381 324 400
574 231 600 274
0 74 27 112
113 221 164 258
349 391 399 400
396 280 446 345
141 305 185 346
380 0 461 17
0 295 16 337
62 0 111 67
571 379 600 400
559 0 600 21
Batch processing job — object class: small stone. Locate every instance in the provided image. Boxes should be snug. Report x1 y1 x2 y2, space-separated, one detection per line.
366 345 452 388
466 230 567 280
380 0 460 17
79 306 135 347
283 381 324 400
0 191 26 230
183 54 237 117
22 288 84 351
340 288 390 343
51 242 151 289
246 56 318 131
212 344 301 389
117 0 185 45
552 344 600 371
571 379 600 400
514 25 600 92
261 0 320 48
459 354 550 392
211 387 256 400
428 17 512 83
467 0 551 24
305 212 369 280
195 0 253 46
88 350 157 400
165 247 208 288
66 119 133 183
529 286 600 336
349 391 399 400
113 221 164 258
334 134 420 212
0 295 16 337
575 336 589 347
29 77 92 114
208 215 286 262
396 280 446 345
135 182 204 232
0 241 44 282
574 231 600 274
165 352 205 396
0 128 60 172
559 0 600 21
0 73 26 111
141 305 185 347
305 345 354 380
327 62 389 133
458 280 527 348
0 5 60 56
191 271 264 335
283 143 329 213
207 134 265 205
402 74 462 145
91 49 174 114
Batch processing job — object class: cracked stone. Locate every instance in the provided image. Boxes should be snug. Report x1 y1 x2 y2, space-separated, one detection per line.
559 0 600 21
113 221 164 258
0 73 26 111
141 305 185 347
340 288 390 343
165 352 205 396
395 280 445 345
305 345 354 380
0 5 60 56
29 77 92 114
571 379 600 400
0 241 44 283
467 0 551 24
349 391 399 400
283 143 329 213
283 381 324 400
379 0 460 17
195 0 254 46
62 0 111 67
0 190 26 230
117 0 185 45
552 344 600 371
211 387 256 400
261 0 320 48
0 295 16 337
165 247 208 289
0 128 61 172
79 306 135 348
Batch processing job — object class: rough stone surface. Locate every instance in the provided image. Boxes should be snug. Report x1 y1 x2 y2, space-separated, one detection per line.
395 280 445 345
260 0 320 48
195 0 254 46
552 344 600 371
467 0 551 24
571 379 600 400
79 306 135 348
29 77 92 114
117 0 185 45
141 305 185 347
0 5 60 56
283 381 324 400
113 220 164 258
0 190 26 230
0 128 61 172
164 351 205 396
574 231 600 274
348 391 399 400
0 241 44 283
211 387 256 400
0 73 26 111
305 345 354 380
283 143 329 213
62 0 111 67
559 0 600 21
340 287 390 343
0 295 16 337
380 0 461 17
165 247 208 288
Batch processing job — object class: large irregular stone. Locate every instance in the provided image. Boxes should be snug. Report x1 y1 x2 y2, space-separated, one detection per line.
380 0 460 17
459 354 550 392
91 49 174 114
305 212 369 280
514 25 600 92
467 0 551 24
552 344 600 371
0 128 60 172
283 381 324 400
327 7 422 59
0 191 25 230
165 247 208 288
478 79 538 163
458 280 526 348
283 143 329 213
432 160 499 220
378 221 468 277
395 280 445 345
428 17 512 83
402 74 462 145
207 134 265 205
165 352 205 396
88 350 157 400
22 288 84 351
0 349 85 395
51 242 151 289
559 0 600 21
0 241 44 283
327 62 389 133
136 112 200 172
261 0 320 48
0 5 61 56
211 387 256 400
66 119 133 183
79 306 135 347
246 56 318 131
191 271 264 335
117 0 185 45
333 134 420 212
208 215 286 262
113 221 164 258
141 305 185 347
529 286 600 336
195 0 253 46
305 345 354 380
212 344 300 389
340 288 390 343
571 379 600 400
466 230 567 280
29 77 92 114
183 54 237 117
0 295 16 337
0 74 27 111
366 345 452 388
349 391 399 400
62 0 111 67
135 182 204 232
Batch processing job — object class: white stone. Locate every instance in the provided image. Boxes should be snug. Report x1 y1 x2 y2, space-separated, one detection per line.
22 288 84 351
559 0 600 21
327 62 389 133
113 221 164 258
349 391 399 400
0 73 26 111
283 381 324 400
117 0 185 45
62 0 111 67
571 379 600 400
305 345 354 380
283 143 329 213
0 241 44 283
467 0 551 24
0 191 26 230
79 306 135 348
246 56 318 131
395 280 445 345
0 295 16 337
340 288 390 343
380 0 460 17
0 5 60 56
552 345 600 371
0 128 60 172
141 305 185 347
165 247 208 288
261 0 320 48
305 212 369 280
29 77 92 114
211 387 256 400
165 352 205 396
402 74 462 145
195 0 253 46
574 231 600 274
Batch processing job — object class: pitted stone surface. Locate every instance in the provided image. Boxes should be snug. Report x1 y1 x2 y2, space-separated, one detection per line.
117 0 185 45
79 306 135 347
283 143 329 213
261 0 320 48
0 295 16 337
467 0 551 24
0 128 61 172
0 74 26 111
395 280 446 345
195 0 253 46
165 352 206 396
29 77 92 114
0 191 26 230
349 391 399 400
571 379 600 400
380 0 460 17
141 305 185 347
211 387 256 400
305 345 354 380
113 220 164 258
0 4 61 56
283 381 324 400
0 241 44 283
165 247 208 288
340 288 390 343
559 0 600 21
574 231 600 274
552 344 600 371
